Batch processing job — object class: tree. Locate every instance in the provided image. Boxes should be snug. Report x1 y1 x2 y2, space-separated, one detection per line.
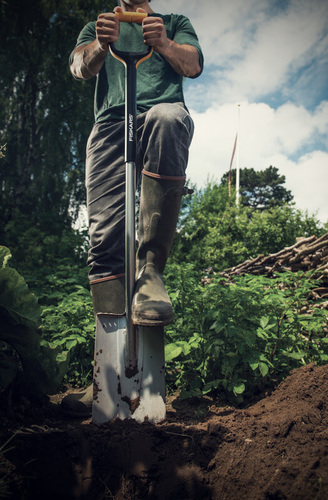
0 0 114 272
170 181 324 272
221 166 294 210
171 182 230 267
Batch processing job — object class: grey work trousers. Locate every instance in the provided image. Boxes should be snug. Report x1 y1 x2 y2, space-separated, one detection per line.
85 102 194 284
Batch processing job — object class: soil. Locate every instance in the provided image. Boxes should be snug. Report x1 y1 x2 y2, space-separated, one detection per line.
1 363 328 500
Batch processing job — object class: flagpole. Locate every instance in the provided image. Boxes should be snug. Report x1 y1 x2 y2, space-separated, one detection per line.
236 104 240 206
228 133 237 198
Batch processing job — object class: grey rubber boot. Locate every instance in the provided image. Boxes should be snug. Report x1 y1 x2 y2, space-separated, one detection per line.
61 276 125 417
131 173 185 327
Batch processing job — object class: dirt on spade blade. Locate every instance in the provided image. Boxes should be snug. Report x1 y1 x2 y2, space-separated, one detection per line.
1 363 328 499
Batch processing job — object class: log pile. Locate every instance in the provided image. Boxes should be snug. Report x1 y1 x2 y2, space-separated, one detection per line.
220 233 328 301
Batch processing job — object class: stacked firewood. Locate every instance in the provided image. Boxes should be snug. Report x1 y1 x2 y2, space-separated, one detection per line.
220 233 328 303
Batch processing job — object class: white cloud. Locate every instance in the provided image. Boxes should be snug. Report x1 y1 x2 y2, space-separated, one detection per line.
187 101 328 223
257 102 327 155
178 0 328 106
314 101 328 134
280 151 328 223
154 0 328 223
156 0 267 66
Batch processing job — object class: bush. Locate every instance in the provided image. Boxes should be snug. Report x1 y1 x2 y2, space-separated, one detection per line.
41 284 95 386
164 264 328 402
172 182 325 272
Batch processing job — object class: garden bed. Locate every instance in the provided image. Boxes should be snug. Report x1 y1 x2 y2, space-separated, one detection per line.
1 363 327 499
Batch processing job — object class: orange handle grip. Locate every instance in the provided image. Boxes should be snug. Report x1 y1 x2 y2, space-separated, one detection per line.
115 11 147 23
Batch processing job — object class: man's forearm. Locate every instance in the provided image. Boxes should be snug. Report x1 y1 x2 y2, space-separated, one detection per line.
155 40 201 78
70 40 108 80
70 38 200 80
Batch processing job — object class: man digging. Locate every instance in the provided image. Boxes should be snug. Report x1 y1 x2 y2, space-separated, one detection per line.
62 0 203 417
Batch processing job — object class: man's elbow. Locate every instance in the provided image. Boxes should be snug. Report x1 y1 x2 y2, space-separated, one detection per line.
185 47 202 78
191 62 202 77
70 51 83 79
185 60 201 78
70 62 79 79
70 48 94 80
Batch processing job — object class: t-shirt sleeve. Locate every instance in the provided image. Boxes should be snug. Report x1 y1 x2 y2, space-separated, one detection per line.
69 22 96 67
172 15 204 79
75 21 97 46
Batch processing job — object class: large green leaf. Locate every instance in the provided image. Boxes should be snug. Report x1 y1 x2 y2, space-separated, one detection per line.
165 343 183 362
0 246 40 329
0 247 65 395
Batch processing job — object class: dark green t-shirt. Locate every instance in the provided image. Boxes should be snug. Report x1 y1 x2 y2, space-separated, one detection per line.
71 13 204 123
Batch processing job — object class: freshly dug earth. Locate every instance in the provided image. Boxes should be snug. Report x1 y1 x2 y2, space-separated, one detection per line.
1 363 328 499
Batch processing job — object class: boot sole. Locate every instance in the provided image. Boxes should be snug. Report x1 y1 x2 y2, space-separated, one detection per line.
132 312 174 327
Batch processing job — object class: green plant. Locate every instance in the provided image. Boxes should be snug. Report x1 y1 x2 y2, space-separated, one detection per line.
165 265 328 402
172 181 325 272
0 246 68 399
41 285 95 386
165 263 212 396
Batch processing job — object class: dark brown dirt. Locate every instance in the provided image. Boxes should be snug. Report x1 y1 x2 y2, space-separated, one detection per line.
1 363 328 499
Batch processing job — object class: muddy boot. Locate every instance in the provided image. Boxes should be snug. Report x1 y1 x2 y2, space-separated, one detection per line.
132 172 186 327
60 384 94 418
61 276 125 417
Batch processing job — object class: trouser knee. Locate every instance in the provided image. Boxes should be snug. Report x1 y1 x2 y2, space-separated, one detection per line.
139 103 194 178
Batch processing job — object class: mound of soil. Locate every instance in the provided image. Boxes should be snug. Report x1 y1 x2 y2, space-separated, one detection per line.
1 363 328 499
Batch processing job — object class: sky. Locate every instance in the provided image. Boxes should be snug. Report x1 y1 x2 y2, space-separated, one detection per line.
155 0 328 224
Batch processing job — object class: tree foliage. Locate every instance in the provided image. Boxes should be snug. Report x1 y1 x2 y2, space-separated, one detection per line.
171 180 324 272
221 166 293 210
0 2 115 397
0 0 115 269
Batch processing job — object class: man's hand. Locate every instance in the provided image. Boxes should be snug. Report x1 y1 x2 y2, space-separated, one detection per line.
141 15 200 78
142 15 169 53
71 7 122 80
141 10 200 78
96 8 122 52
